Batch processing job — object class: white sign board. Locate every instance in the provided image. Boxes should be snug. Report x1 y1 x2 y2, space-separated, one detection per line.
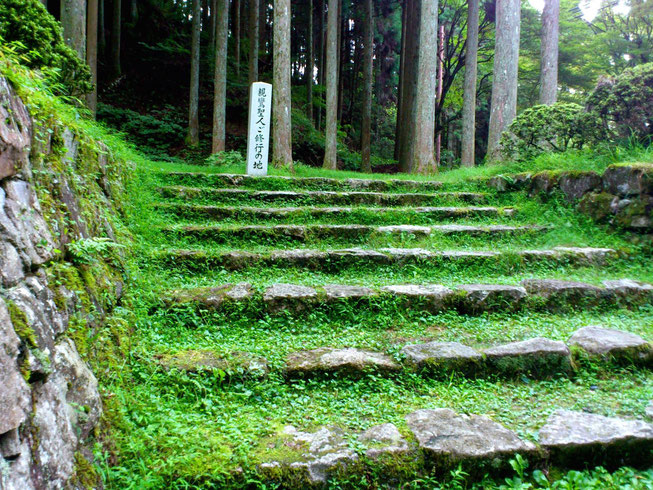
246 82 272 176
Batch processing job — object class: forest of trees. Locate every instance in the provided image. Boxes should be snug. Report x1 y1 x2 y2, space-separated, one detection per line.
11 0 653 173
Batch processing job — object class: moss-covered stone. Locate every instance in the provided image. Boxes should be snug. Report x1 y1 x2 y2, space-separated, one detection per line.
6 299 37 348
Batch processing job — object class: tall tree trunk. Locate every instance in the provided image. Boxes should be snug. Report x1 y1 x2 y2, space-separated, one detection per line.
540 0 559 104
317 0 325 130
187 0 201 146
337 1 345 123
86 0 98 115
212 0 229 152
412 0 438 174
130 0 137 22
435 24 444 166
99 0 105 56
211 0 217 50
248 0 259 85
461 0 479 166
110 0 121 78
323 0 339 169
394 0 408 160
360 0 373 173
397 0 419 172
233 0 241 78
272 0 293 168
487 0 521 160
260 0 268 67
61 0 86 60
306 0 314 122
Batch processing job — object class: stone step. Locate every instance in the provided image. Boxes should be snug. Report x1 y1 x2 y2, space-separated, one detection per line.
256 408 653 486
163 223 546 243
159 172 444 192
163 279 653 315
155 246 617 272
155 203 512 223
158 186 488 206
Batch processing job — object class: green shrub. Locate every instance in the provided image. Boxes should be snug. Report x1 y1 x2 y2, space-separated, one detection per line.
500 103 605 160
587 62 653 145
0 0 92 95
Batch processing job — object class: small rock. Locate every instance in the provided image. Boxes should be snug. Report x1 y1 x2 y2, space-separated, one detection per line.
156 350 268 379
406 409 536 469
602 164 653 197
603 279 653 304
401 342 483 374
646 401 653 419
521 279 605 309
284 348 400 377
559 172 602 202
568 326 652 365
359 423 410 458
484 338 572 377
539 409 653 468
264 284 318 312
457 284 527 313
226 282 254 300
323 284 375 300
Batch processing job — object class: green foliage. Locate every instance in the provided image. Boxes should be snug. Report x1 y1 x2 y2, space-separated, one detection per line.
96 103 185 155
500 103 606 160
0 0 92 95
587 63 653 145
68 237 125 266
203 150 246 167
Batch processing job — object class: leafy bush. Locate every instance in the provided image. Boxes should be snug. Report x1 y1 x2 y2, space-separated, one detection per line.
0 0 92 95
587 62 653 145
204 150 246 167
97 103 185 155
500 103 605 160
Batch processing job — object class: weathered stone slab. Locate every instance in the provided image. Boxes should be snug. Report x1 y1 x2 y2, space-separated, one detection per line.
602 165 653 197
539 410 653 468
165 284 254 308
401 342 483 374
603 279 653 304
376 225 432 236
380 248 434 260
264 284 318 312
259 425 358 485
359 423 410 459
553 246 615 264
484 338 572 377
0 77 31 180
521 279 605 308
323 284 375 300
406 409 536 469
646 401 653 419
559 172 602 202
227 282 254 300
381 284 455 311
156 350 268 379
568 326 652 364
457 284 527 312
284 348 400 377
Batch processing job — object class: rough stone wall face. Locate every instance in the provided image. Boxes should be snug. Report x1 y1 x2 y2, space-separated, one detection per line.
0 78 104 489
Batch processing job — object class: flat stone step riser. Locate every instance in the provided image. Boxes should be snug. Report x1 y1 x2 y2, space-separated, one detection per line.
155 204 507 223
160 172 444 192
156 249 614 272
158 187 487 206
164 226 542 244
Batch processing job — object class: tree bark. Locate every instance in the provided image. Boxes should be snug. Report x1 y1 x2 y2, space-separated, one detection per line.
187 0 201 146
360 0 373 173
248 0 259 85
110 0 121 78
317 0 325 130
212 0 229 152
306 0 314 122
461 0 479 167
323 0 339 169
487 0 521 160
412 0 438 174
397 0 419 172
394 0 408 160
234 0 241 78
61 0 86 60
337 0 345 123
86 0 98 115
540 0 559 104
272 0 293 168
99 0 105 56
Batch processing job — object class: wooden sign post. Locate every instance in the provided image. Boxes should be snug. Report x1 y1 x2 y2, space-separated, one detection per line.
246 82 272 176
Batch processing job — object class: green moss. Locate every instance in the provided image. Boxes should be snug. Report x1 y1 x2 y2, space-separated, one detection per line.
70 451 99 489
7 300 37 348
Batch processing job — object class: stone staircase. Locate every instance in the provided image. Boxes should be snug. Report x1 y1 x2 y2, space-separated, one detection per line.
142 171 653 486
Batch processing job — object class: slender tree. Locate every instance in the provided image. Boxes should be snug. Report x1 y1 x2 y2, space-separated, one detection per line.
360 0 373 172
412 0 438 173
248 0 259 85
212 0 229 152
306 0 314 121
86 0 99 115
110 0 121 78
61 0 86 60
397 0 419 172
540 0 559 104
487 0 521 160
99 0 105 56
461 0 480 166
323 0 339 169
187 0 201 146
234 0 241 78
394 0 407 160
272 0 293 168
